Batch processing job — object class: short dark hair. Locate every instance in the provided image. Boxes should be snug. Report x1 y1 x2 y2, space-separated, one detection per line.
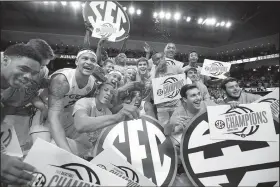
180 84 199 98
220 77 238 90
4 43 43 64
27 39 55 60
188 51 198 58
184 67 197 76
151 52 164 62
136 57 148 67
103 59 115 66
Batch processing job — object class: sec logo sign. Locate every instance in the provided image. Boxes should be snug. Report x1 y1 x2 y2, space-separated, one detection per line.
83 1 130 42
94 115 177 186
181 112 279 186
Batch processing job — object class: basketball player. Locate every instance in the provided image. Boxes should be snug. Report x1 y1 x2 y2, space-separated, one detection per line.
103 59 115 75
42 49 98 154
1 43 42 186
72 82 140 156
2 39 55 155
145 42 184 71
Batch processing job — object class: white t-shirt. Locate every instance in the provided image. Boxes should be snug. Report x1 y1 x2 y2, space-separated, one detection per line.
72 97 112 149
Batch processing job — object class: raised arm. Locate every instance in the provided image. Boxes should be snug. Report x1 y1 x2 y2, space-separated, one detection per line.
47 74 71 152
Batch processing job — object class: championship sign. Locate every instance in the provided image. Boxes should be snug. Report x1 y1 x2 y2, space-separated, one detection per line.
83 1 130 42
181 112 279 186
91 148 156 186
254 88 279 123
152 74 192 104
0 122 23 157
200 59 231 79
207 103 277 141
94 115 177 186
24 139 128 187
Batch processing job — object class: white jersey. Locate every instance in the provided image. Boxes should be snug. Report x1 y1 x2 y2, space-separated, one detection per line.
50 68 96 138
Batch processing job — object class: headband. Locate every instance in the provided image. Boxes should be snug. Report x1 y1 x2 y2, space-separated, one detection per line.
109 70 123 78
76 50 97 60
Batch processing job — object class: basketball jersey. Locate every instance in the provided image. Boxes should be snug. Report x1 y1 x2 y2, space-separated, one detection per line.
50 68 96 138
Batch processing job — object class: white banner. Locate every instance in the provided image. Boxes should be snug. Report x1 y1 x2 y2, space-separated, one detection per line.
91 148 156 186
201 59 231 79
0 122 23 157
152 74 191 104
207 103 277 141
24 139 128 186
254 88 279 123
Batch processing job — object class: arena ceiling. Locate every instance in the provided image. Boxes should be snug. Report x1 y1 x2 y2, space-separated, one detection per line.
1 1 279 48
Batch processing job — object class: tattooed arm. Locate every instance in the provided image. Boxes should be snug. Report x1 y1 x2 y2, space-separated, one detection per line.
47 74 72 152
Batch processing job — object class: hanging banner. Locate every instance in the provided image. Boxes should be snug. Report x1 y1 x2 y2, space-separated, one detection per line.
83 1 130 42
0 122 23 157
152 74 192 104
254 88 279 123
91 148 156 186
24 139 128 187
181 112 279 187
94 115 177 186
207 103 277 141
200 59 231 79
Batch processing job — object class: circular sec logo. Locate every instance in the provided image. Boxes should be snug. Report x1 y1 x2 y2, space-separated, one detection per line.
215 120 225 129
94 115 177 186
157 89 163 96
181 112 279 186
83 1 130 42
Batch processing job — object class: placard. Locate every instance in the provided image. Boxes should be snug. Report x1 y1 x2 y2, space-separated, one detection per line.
0 122 23 157
200 59 231 79
91 148 156 186
152 74 192 104
254 88 279 123
83 1 130 42
24 139 128 186
181 112 279 187
94 115 177 186
207 103 277 141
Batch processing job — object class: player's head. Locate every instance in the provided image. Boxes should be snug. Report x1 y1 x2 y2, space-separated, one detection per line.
96 82 115 105
116 53 127 64
152 52 167 71
106 70 122 88
125 68 137 82
103 59 115 74
164 43 176 59
185 67 198 82
75 49 97 76
27 39 55 67
180 84 202 110
136 57 148 75
221 77 242 99
189 51 198 63
2 43 43 88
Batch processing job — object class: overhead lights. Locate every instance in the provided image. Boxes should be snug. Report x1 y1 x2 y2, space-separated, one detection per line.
128 6 135 14
198 18 203 24
153 12 158 18
61 1 67 6
71 1 80 9
159 11 165 19
220 21 225 27
226 21 232 28
216 22 220 27
174 12 181 20
136 9 142 15
165 12 171 20
123 7 127 11
186 16 191 22
43 1 49 5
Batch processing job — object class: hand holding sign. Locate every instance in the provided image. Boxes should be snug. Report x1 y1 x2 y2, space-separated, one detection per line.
1 153 36 185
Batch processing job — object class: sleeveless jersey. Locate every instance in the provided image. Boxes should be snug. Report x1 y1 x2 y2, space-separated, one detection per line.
50 68 96 138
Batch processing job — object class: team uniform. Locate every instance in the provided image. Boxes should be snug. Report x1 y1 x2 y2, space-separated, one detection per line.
1 67 49 155
30 68 96 156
